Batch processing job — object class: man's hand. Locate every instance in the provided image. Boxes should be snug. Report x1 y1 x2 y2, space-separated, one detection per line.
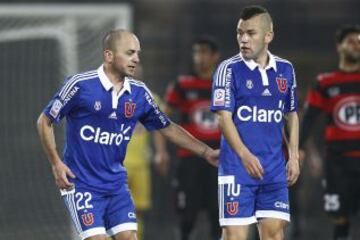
202 147 219 167
299 149 306 168
51 160 75 190
287 152 300 186
240 149 264 179
154 150 170 176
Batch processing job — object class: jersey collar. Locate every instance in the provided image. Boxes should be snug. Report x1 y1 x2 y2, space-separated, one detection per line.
241 51 277 72
97 65 132 94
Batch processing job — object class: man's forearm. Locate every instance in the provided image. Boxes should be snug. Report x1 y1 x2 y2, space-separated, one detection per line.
286 112 299 158
217 111 249 158
299 106 321 149
153 130 167 153
159 122 210 157
37 113 61 165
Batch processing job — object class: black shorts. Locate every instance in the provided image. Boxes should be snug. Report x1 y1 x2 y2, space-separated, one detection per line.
174 156 218 217
323 154 360 217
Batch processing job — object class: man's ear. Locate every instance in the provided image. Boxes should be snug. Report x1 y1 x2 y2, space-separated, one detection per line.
103 49 114 62
265 31 274 44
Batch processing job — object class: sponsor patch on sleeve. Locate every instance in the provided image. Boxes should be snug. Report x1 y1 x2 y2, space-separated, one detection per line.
49 99 63 118
213 89 225 106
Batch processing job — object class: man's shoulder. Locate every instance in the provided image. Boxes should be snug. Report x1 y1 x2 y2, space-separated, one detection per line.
127 78 152 95
314 71 344 88
65 69 99 86
177 75 197 83
218 54 244 69
316 71 337 81
273 55 294 69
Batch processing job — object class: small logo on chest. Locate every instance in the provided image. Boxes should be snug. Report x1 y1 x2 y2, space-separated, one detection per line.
125 102 136 118
108 111 117 120
261 88 272 96
276 76 287 93
94 101 102 111
246 79 254 89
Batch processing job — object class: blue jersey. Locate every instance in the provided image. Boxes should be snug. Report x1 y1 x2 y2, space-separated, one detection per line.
211 53 297 185
44 65 170 193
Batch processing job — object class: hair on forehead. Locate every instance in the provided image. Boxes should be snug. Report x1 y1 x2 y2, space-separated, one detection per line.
240 5 269 20
240 5 273 30
193 35 219 53
335 24 360 44
102 29 130 51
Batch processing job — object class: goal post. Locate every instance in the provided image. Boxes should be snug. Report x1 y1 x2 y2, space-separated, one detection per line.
0 4 132 240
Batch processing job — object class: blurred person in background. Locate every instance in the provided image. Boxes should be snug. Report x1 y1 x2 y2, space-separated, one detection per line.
299 24 360 240
155 36 221 240
211 5 300 240
123 65 166 240
37 29 219 240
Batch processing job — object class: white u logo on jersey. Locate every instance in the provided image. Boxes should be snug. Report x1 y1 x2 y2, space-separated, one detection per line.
218 175 241 197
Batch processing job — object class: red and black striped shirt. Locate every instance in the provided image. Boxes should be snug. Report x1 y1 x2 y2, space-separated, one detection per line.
300 71 360 157
166 75 221 157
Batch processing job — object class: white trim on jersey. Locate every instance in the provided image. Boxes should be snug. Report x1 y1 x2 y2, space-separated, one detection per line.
259 68 269 86
80 227 106 240
59 71 97 99
218 183 225 220
128 79 155 99
62 189 83 234
107 222 137 236
255 210 290 222
214 55 242 87
219 216 257 226
274 56 292 65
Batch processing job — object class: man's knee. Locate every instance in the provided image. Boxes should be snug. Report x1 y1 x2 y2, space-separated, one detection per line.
222 226 249 240
113 230 137 240
258 219 287 240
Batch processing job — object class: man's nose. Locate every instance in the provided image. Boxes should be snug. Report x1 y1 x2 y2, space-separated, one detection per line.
240 34 249 43
133 54 140 63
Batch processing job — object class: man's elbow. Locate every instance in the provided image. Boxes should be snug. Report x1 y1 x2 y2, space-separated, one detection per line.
37 113 51 131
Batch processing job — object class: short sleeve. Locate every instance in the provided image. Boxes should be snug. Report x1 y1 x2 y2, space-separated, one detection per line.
210 62 236 113
140 88 171 131
43 76 80 123
284 65 298 113
165 80 183 107
305 76 326 110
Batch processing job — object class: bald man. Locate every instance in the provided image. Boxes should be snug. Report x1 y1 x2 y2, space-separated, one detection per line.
211 5 300 240
37 29 219 240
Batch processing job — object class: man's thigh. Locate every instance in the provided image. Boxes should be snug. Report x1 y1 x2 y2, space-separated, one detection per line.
255 182 290 222
105 185 137 237
61 187 108 240
218 175 258 226
61 185 137 240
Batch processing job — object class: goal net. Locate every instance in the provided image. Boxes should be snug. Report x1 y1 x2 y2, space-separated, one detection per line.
0 4 132 240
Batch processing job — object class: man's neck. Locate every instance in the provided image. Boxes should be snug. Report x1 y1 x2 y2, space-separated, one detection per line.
197 69 214 80
339 60 360 73
254 50 269 69
103 64 124 93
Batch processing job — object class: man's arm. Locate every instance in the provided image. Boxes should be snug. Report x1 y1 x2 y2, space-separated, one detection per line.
216 110 264 179
284 111 300 186
158 122 218 167
153 103 172 175
153 130 170 175
37 113 75 189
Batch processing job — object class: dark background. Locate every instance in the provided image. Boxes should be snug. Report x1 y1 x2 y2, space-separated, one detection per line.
0 0 359 239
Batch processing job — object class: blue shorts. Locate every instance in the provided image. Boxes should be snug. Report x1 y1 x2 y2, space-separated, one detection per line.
60 183 137 240
218 175 290 226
